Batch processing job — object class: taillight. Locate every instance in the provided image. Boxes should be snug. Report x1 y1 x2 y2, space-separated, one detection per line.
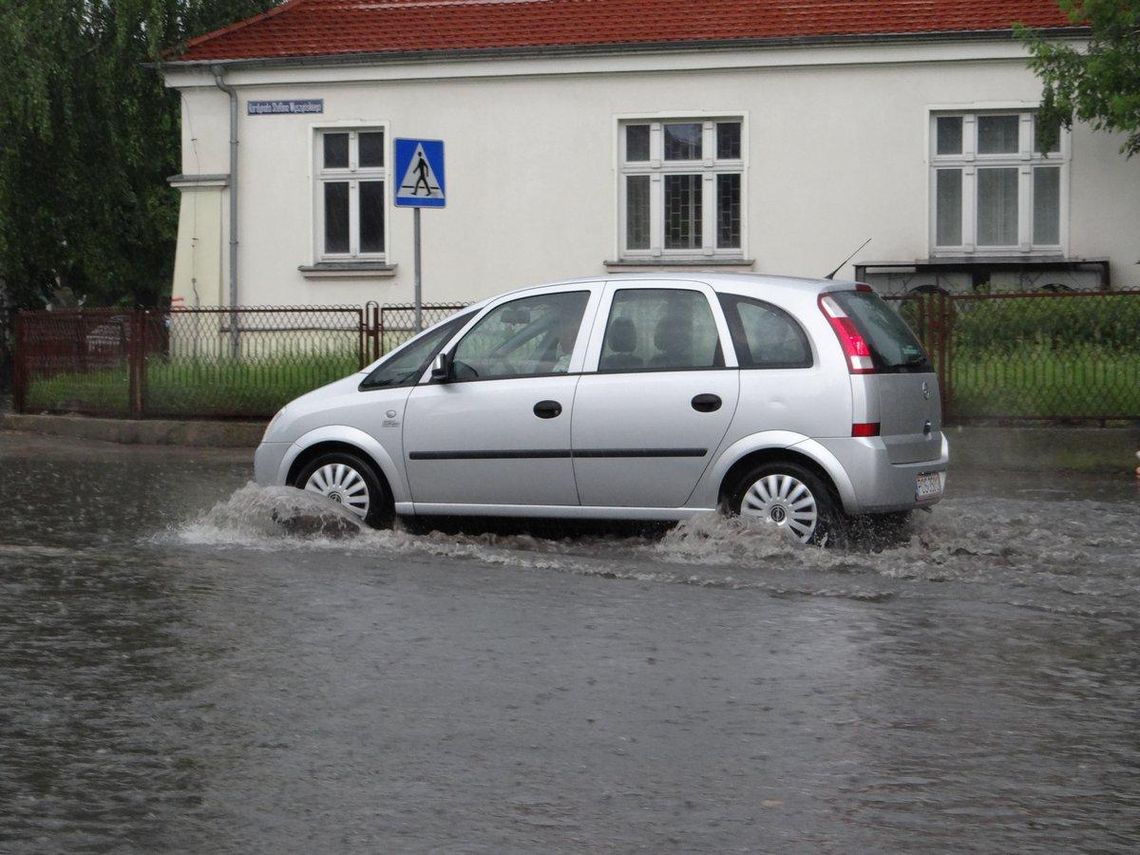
819 293 875 374
851 422 881 437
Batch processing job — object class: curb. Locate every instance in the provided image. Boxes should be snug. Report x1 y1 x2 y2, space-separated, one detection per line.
0 413 266 448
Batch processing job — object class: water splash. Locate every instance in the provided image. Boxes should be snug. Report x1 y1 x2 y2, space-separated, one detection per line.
165 482 1140 608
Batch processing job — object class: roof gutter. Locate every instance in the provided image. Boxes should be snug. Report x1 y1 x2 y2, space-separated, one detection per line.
212 65 240 352
161 27 1090 72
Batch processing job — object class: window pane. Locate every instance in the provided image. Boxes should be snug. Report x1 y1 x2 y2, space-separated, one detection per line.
602 289 721 372
716 122 741 159
359 131 384 167
361 310 474 389
1033 167 1060 245
359 181 385 253
453 292 589 378
323 181 349 253
323 133 349 169
664 174 702 249
936 116 963 155
716 173 740 248
978 115 1019 154
1035 116 1061 154
625 124 650 161
626 175 650 250
935 169 962 246
977 168 1019 246
664 123 702 160
720 295 812 368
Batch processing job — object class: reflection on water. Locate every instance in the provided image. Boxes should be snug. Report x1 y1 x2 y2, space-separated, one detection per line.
1 433 1138 853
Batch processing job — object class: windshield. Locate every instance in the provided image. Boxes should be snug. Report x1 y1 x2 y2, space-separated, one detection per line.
829 291 932 373
359 310 474 389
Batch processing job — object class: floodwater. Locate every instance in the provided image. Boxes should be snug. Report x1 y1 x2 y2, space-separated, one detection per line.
1 431 1137 854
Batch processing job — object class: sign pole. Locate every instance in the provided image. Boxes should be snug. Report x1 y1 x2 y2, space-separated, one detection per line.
414 207 422 332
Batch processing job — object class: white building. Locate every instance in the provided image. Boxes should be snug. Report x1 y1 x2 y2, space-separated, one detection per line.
162 0 1140 310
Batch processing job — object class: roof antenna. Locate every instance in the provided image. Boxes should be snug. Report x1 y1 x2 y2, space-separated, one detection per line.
824 237 872 280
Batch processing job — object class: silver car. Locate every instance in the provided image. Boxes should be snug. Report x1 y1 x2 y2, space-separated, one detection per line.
255 274 948 544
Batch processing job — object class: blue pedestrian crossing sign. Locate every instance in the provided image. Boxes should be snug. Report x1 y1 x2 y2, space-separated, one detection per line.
394 138 446 208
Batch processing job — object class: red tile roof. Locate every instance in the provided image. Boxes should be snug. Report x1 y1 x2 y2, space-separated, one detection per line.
175 0 1078 63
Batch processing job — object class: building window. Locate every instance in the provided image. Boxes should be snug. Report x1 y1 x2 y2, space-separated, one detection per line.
619 118 744 259
316 128 388 260
930 111 1065 255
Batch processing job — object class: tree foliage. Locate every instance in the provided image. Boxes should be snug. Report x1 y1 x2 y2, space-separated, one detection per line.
0 0 280 310
1018 0 1140 157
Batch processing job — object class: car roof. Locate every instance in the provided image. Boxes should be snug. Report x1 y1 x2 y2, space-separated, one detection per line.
488 271 860 304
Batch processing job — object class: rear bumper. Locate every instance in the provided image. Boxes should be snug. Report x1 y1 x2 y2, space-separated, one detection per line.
816 433 950 515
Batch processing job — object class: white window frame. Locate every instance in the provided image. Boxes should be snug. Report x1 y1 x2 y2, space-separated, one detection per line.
616 114 747 261
313 124 390 262
928 108 1068 257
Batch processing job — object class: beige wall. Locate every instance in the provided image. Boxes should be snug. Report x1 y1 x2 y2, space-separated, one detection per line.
166 40 1140 308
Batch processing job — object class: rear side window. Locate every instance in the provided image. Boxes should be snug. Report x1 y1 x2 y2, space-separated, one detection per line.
599 289 723 372
719 295 812 368
829 291 932 372
360 310 473 389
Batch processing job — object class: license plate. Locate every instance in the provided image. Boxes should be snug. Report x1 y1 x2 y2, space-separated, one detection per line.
915 471 944 502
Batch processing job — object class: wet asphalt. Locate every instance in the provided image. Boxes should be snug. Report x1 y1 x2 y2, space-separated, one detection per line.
0 430 1137 853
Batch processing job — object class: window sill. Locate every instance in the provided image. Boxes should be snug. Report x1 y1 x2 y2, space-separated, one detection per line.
605 258 754 271
299 262 398 280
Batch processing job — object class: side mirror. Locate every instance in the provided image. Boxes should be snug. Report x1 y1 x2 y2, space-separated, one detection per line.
431 351 453 381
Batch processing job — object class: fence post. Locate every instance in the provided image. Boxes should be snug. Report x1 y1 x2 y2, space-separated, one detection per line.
128 309 143 419
12 312 27 414
929 293 951 420
368 302 380 361
357 307 366 370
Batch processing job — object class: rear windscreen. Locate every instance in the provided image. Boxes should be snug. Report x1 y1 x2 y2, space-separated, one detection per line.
830 291 932 373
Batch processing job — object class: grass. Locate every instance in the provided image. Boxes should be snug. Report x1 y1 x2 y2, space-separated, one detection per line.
950 344 1140 420
25 353 360 419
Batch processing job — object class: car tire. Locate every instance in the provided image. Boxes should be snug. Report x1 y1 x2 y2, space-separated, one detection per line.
727 461 841 546
294 451 393 529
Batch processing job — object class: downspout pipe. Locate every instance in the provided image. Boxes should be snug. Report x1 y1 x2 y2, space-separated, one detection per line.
212 65 239 356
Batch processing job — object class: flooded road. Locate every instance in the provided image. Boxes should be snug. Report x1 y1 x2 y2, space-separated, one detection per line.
1 431 1137 853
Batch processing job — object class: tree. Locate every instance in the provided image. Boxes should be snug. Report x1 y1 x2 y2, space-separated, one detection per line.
0 1 280 312
1018 0 1140 157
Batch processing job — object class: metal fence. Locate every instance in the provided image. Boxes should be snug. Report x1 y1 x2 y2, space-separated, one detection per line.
13 304 466 420
11 293 1139 422
886 290 1140 422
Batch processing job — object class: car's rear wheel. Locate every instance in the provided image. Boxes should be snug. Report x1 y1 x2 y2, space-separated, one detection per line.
294 451 393 529
728 461 840 546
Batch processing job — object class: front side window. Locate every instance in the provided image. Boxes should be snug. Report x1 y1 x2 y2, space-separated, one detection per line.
451 292 589 380
620 118 744 259
931 111 1064 255
317 128 388 260
599 289 722 372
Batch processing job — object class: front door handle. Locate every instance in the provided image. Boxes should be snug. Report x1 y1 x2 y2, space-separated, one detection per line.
691 394 722 413
533 400 563 419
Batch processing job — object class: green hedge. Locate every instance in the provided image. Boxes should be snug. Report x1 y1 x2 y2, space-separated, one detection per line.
949 294 1140 353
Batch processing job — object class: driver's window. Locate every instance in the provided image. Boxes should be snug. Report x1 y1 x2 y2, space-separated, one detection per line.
452 291 589 380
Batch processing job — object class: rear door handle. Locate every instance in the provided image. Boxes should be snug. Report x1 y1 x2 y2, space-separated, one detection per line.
691 394 722 413
533 400 563 419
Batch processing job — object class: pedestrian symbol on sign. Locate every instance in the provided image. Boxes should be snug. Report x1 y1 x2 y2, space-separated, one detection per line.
395 140 445 206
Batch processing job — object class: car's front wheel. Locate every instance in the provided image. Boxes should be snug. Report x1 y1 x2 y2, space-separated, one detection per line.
293 451 393 529
728 461 840 546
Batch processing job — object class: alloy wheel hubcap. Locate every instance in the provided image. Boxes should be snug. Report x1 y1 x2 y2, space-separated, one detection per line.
304 463 370 519
740 473 819 543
